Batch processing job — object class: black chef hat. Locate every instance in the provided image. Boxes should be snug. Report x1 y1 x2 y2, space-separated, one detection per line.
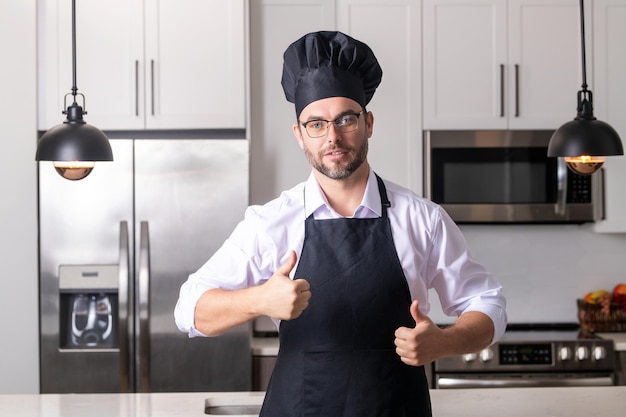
281 31 383 118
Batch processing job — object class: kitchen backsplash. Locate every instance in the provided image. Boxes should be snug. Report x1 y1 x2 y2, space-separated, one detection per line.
427 224 626 325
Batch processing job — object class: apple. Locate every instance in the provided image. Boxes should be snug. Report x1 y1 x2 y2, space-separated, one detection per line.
612 283 626 305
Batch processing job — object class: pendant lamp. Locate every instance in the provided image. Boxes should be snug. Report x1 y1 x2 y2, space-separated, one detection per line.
36 0 113 181
547 0 623 175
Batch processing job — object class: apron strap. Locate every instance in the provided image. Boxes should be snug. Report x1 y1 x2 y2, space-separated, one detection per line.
374 173 391 216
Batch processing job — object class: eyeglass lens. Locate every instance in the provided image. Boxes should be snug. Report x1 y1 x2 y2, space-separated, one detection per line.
303 112 361 138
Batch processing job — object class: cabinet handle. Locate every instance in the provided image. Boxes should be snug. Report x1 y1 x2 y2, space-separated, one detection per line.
150 60 155 116
514 64 520 117
499 64 505 117
134 60 139 116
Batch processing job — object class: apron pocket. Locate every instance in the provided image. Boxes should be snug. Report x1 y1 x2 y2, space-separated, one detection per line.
353 349 406 417
303 348 351 417
303 348 411 417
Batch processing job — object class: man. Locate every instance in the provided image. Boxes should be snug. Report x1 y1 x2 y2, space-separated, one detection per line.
175 31 507 416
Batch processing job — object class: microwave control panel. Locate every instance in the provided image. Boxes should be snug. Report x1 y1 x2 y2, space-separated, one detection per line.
567 174 592 203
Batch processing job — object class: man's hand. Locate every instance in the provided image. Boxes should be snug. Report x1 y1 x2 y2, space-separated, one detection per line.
258 250 311 320
394 300 442 366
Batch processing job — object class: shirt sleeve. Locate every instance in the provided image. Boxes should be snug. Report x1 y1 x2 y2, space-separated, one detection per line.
174 209 269 337
426 207 508 344
174 190 303 338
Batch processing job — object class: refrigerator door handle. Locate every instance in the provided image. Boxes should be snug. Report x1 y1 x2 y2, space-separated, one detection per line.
118 221 132 392
137 221 151 392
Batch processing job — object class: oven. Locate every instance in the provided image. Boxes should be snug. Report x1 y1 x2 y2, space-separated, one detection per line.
432 324 616 389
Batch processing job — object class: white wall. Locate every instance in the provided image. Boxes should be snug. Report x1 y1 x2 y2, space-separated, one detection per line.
428 224 626 325
0 0 39 393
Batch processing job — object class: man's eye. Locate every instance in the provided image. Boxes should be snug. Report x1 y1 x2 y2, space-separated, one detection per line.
336 116 351 126
309 121 324 130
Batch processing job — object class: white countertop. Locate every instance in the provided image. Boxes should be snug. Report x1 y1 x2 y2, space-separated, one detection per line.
1 387 625 417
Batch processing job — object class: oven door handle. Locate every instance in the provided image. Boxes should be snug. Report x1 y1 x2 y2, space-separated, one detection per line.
436 375 614 389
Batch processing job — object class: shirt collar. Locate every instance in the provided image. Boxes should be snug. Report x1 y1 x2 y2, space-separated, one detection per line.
303 167 383 218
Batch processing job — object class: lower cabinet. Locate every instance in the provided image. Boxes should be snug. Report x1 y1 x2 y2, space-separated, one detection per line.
252 356 277 391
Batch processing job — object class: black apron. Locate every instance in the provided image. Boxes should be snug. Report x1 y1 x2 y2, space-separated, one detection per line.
260 175 432 417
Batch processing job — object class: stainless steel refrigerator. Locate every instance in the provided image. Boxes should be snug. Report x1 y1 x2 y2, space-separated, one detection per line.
38 138 251 393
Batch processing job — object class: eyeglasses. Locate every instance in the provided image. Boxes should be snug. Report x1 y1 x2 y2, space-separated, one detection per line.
300 111 363 138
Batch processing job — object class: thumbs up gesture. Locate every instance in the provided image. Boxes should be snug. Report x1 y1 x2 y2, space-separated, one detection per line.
257 250 311 320
394 300 441 366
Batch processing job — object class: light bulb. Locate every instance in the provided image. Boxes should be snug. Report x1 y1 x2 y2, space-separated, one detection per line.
564 155 605 175
53 161 96 181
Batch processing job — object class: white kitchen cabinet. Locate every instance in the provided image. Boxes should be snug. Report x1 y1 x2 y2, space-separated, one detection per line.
38 0 245 131
423 0 586 130
249 0 422 204
592 0 626 233
249 0 336 205
337 0 423 195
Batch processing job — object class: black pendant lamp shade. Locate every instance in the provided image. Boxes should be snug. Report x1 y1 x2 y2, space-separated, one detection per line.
36 0 113 181
547 0 623 175
36 103 113 180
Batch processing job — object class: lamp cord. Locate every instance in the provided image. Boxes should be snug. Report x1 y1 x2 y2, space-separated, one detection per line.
579 0 587 92
71 0 78 102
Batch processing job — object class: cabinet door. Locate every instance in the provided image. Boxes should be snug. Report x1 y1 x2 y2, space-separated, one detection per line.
338 0 422 194
507 0 583 129
144 0 245 129
592 0 626 233
248 0 336 204
39 0 144 130
423 0 507 129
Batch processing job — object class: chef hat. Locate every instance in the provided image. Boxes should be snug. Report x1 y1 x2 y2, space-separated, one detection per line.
281 31 383 117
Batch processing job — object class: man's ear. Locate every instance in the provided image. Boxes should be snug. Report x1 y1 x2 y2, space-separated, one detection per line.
366 111 374 138
293 123 305 149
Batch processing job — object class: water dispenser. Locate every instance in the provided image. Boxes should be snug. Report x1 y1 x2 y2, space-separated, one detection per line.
59 265 119 349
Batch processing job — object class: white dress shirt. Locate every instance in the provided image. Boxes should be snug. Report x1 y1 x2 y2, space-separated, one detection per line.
175 167 507 342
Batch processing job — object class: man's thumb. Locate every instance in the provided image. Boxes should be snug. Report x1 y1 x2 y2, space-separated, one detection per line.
410 300 426 327
277 250 297 277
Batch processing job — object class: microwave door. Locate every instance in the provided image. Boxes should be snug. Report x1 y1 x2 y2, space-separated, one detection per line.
424 130 603 224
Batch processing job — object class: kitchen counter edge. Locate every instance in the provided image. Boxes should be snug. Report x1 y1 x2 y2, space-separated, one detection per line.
2 387 626 417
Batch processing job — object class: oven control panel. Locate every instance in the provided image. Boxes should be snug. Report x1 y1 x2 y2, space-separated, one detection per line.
499 343 552 365
435 340 616 372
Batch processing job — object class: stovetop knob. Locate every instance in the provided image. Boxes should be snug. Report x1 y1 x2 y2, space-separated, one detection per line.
592 346 607 361
479 348 494 362
576 346 590 361
558 346 572 361
462 352 477 363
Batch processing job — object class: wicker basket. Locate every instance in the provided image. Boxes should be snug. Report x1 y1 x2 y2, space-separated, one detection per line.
577 298 626 332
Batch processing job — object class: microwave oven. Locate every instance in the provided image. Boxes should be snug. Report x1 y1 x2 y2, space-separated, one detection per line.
423 130 604 224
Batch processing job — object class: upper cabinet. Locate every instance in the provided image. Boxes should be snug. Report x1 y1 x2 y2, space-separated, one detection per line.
592 0 626 233
423 0 585 130
249 0 423 204
337 0 423 195
248 0 336 205
38 0 246 131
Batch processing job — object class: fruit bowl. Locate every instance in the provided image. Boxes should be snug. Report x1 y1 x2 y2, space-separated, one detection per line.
577 298 626 332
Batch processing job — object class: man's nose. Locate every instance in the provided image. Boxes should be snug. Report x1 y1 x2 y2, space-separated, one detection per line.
326 122 341 142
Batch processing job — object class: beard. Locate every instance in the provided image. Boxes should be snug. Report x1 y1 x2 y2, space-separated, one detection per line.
303 137 368 180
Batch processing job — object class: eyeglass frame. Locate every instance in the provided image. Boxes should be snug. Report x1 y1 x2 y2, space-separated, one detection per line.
299 111 364 139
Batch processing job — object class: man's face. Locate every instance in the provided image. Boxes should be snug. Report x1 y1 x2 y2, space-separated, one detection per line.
293 97 373 180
